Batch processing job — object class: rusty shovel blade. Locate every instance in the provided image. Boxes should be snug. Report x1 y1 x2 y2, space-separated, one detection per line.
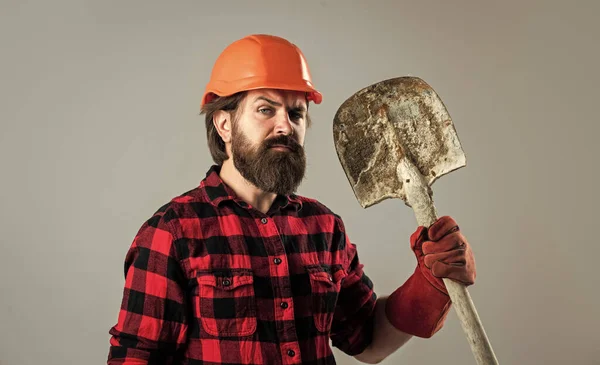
333 77 466 209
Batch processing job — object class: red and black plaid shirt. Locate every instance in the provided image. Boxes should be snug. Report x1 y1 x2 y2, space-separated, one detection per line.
107 165 377 365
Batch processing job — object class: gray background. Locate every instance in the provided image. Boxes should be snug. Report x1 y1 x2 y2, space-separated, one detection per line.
1 0 599 364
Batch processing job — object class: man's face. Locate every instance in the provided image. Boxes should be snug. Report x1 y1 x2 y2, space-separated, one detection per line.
230 89 308 195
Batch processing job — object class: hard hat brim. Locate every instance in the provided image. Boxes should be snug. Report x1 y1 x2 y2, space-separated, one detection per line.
202 77 322 107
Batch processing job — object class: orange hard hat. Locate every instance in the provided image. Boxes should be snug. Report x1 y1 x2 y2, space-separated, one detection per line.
201 34 323 107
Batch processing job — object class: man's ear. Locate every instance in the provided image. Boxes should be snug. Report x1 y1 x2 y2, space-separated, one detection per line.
213 110 232 143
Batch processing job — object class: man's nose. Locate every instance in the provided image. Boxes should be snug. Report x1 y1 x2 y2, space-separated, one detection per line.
274 112 294 136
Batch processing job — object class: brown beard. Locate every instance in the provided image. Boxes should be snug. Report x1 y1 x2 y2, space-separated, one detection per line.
231 122 306 195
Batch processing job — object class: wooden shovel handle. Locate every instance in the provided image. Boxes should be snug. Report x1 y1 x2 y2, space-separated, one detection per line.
443 279 499 364
397 159 499 365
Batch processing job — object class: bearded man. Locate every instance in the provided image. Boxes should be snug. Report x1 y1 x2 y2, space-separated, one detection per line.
107 34 476 365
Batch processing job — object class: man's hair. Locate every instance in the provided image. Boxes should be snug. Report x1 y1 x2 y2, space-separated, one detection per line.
200 92 312 165
201 92 247 165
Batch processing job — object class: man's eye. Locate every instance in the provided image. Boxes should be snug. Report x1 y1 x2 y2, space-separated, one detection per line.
258 108 272 114
290 112 303 120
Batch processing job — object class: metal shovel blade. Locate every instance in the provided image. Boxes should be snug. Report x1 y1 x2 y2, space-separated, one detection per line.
333 76 466 209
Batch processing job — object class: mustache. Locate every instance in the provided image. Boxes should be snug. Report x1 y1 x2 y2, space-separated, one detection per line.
263 135 302 152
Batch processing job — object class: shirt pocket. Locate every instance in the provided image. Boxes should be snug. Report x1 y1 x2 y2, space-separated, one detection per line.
196 269 257 337
306 265 347 333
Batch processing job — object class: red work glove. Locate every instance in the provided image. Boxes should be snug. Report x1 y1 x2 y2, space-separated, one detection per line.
385 216 476 338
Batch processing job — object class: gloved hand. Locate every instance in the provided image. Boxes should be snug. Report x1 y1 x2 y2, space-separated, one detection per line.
385 216 476 338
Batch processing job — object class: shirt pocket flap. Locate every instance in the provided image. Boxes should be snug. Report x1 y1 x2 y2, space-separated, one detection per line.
197 270 254 291
305 265 347 284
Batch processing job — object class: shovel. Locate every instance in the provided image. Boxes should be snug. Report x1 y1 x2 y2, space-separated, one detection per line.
333 76 499 364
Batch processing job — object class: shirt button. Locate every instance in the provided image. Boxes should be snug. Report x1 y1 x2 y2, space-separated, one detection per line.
287 349 295 357
222 279 231 286
273 258 282 265
261 218 268 224
280 302 288 309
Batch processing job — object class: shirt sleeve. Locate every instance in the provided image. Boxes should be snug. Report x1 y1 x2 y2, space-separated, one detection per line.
329 218 377 356
107 208 189 365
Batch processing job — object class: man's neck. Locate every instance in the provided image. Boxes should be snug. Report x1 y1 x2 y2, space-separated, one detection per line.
218 160 277 214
